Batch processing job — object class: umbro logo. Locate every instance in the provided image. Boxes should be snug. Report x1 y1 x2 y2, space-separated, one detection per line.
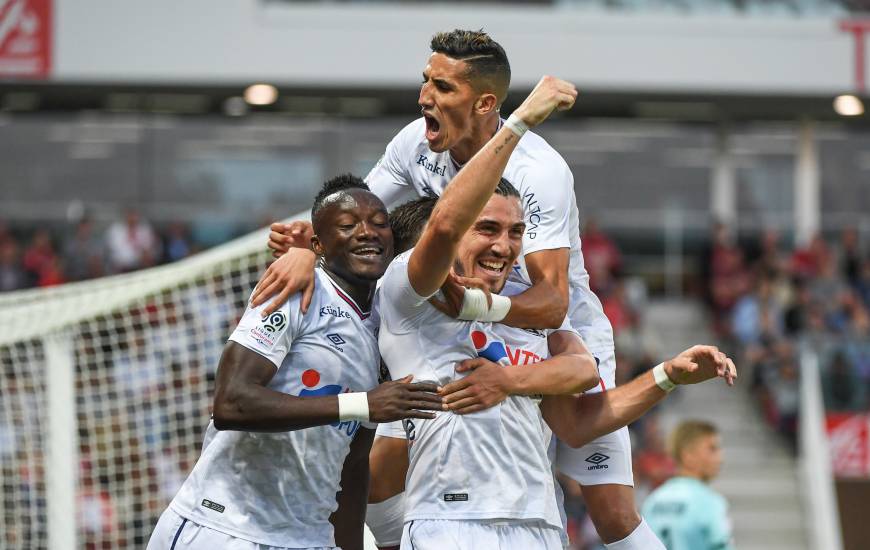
585 452 610 470
326 333 346 352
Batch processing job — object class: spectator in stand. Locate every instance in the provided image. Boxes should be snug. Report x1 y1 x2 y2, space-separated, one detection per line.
603 279 637 337
37 255 66 287
704 222 749 336
163 222 193 263
823 351 860 411
0 238 25 292
856 259 870 308
770 359 800 452
753 228 788 276
790 233 830 279
105 208 161 273
64 217 105 281
633 417 675 496
837 226 863 286
21 229 59 286
731 275 784 346
581 218 621 295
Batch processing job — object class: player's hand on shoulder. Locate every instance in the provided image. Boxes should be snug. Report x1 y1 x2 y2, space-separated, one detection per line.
664 345 737 387
428 270 492 319
367 375 444 423
267 221 314 258
512 75 578 128
250 247 318 316
438 358 513 415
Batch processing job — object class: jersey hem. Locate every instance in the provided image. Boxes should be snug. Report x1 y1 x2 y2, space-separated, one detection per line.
403 510 562 531
168 503 335 548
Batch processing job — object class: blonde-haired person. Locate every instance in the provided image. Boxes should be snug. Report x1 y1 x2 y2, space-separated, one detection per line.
642 421 735 550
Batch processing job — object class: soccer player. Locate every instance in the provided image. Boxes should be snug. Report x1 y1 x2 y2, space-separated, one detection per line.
642 421 735 550
362 196 737 550
259 29 660 549
147 175 444 550
373 76 736 548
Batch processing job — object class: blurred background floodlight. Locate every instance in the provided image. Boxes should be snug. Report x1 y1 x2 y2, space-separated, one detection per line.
833 94 864 117
244 84 278 106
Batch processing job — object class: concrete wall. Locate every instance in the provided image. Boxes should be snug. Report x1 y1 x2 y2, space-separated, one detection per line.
53 0 859 95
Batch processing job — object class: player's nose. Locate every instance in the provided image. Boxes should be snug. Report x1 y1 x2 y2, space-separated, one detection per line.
418 83 433 108
490 235 511 257
355 220 378 240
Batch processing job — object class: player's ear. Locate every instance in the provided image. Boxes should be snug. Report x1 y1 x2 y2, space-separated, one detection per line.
310 235 324 256
474 93 498 115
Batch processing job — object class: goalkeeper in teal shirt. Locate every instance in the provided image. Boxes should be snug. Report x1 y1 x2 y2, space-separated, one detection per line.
642 420 735 550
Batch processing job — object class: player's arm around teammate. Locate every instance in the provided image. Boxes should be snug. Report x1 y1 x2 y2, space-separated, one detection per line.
212 343 442 431
438 327 599 414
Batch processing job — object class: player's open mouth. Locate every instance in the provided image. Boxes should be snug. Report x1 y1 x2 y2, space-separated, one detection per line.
477 259 506 275
424 114 441 142
351 246 383 259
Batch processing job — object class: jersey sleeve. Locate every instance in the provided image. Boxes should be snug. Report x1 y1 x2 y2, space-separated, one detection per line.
227 291 303 368
365 126 414 208
520 158 574 257
378 251 434 334
552 313 578 336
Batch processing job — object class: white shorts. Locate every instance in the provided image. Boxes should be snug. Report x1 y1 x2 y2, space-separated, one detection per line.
400 519 563 550
375 420 408 440
147 508 337 550
366 492 405 547
556 346 634 487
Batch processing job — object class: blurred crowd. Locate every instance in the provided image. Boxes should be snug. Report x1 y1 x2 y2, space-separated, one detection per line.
1 276 245 548
0 210 198 292
559 221 673 549
702 223 870 451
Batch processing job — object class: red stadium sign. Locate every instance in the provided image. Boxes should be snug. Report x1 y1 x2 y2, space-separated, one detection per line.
826 413 870 478
0 0 51 78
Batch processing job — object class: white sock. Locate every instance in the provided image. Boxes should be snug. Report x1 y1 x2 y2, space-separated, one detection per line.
604 518 666 550
365 492 405 547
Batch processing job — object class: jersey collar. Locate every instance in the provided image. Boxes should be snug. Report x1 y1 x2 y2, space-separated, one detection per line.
320 270 371 320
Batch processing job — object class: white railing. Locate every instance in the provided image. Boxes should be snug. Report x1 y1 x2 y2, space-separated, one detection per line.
798 345 844 550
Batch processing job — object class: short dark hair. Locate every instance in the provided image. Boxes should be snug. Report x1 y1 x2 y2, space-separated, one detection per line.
389 179 520 254
389 196 438 254
310 174 370 222
430 29 511 105
495 177 521 200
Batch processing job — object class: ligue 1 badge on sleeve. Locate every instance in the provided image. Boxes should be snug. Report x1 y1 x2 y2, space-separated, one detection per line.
250 311 287 348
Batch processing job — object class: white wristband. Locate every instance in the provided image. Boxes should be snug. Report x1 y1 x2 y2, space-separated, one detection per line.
457 288 512 322
504 113 529 137
482 294 511 322
457 287 489 320
338 392 370 422
652 363 677 393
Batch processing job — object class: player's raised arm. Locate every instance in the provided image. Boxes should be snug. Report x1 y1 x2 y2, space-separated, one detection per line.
408 76 577 297
541 345 737 448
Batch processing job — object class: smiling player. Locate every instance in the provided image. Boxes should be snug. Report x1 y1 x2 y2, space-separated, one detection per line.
147 175 443 550
260 29 656 549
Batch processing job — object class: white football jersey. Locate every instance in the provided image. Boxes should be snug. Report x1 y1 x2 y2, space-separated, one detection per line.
169 268 380 548
366 117 613 357
378 252 570 529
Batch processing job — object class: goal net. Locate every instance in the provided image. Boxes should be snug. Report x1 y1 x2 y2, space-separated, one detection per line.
0 215 376 549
